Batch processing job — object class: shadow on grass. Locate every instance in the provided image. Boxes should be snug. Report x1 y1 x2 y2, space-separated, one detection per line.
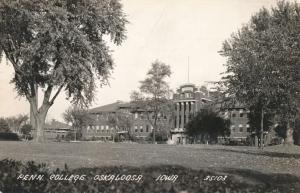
203 147 300 159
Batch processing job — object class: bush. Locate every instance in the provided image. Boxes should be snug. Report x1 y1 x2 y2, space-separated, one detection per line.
0 132 19 141
20 124 32 135
0 118 10 133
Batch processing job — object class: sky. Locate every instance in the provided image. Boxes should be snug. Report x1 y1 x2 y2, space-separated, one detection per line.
0 0 282 122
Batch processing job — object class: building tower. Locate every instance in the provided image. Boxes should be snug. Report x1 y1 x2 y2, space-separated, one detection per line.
170 83 208 144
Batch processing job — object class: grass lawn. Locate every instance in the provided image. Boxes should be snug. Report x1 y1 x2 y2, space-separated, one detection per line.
0 141 300 192
0 141 299 174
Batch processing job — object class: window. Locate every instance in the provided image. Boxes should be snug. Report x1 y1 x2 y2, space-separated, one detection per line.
101 125 104 130
185 93 191 98
240 113 243 117
239 127 243 132
232 113 236 117
140 126 143 132
231 125 235 132
134 126 138 132
146 125 149 132
134 113 138 119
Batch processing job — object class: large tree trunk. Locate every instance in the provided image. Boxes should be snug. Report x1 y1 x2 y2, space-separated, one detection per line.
284 121 294 145
30 105 36 138
30 85 38 139
30 98 50 143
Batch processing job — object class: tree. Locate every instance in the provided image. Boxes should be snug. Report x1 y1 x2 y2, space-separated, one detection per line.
130 60 172 143
20 124 32 140
248 104 273 146
186 109 230 144
5 114 28 133
107 114 118 142
220 1 300 145
0 0 127 142
63 106 92 141
147 129 169 143
0 118 10 133
116 113 133 133
107 111 133 142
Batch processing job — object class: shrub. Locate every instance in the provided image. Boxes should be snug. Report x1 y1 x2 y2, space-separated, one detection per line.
0 133 19 141
0 118 10 133
0 159 297 193
20 124 32 135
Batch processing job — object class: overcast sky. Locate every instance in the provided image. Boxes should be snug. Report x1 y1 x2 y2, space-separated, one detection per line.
0 0 282 121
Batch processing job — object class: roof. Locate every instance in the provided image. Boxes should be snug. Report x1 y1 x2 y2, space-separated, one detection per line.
44 120 70 130
180 83 195 87
89 102 131 114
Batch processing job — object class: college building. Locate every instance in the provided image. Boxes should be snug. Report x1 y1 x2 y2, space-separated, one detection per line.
170 83 211 144
168 83 253 144
81 101 170 141
81 80 293 145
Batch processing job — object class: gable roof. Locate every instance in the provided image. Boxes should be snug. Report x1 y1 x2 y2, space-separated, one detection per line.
89 102 131 114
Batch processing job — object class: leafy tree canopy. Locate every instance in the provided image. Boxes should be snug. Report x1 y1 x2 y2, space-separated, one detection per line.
0 0 127 142
63 106 91 130
220 1 300 118
220 1 300 144
186 109 230 142
130 60 172 143
248 105 273 133
107 112 132 131
0 0 127 106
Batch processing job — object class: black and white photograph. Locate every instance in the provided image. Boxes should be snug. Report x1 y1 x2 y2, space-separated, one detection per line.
0 0 300 192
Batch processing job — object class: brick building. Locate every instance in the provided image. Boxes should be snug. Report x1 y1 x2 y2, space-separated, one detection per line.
170 83 211 144
218 103 250 143
170 83 252 144
82 101 169 141
82 102 131 140
82 85 252 144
